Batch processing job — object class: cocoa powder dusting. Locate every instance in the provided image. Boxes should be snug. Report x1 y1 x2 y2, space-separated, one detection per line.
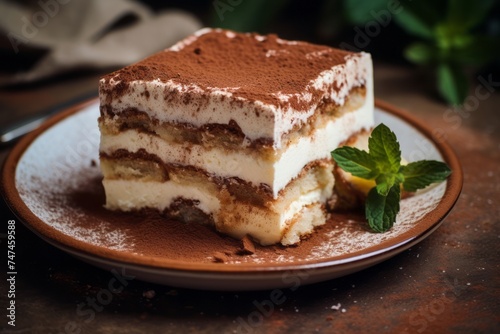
62 175 243 261
100 30 355 112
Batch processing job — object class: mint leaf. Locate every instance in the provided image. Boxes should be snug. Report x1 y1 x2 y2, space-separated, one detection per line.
332 146 378 179
330 123 452 233
368 124 401 174
402 160 452 192
366 185 401 233
375 172 403 196
375 181 391 197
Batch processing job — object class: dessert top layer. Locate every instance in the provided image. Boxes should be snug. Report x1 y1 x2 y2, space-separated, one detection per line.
100 28 372 147
103 28 359 111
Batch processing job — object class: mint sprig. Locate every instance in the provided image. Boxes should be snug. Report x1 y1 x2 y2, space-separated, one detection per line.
332 123 452 233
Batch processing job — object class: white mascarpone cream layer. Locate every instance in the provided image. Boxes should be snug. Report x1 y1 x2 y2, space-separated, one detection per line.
102 179 329 245
100 87 373 198
103 179 221 213
99 51 372 149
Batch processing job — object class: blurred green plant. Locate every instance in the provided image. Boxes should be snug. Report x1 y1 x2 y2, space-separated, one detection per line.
344 0 499 105
210 0 290 32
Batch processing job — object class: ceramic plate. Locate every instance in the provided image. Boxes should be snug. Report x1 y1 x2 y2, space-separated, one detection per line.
1 99 462 290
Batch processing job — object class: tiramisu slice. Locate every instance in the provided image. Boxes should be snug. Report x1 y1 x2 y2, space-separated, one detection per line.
98 28 374 245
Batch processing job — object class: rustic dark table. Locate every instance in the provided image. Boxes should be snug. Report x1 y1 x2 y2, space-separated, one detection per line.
1 64 499 334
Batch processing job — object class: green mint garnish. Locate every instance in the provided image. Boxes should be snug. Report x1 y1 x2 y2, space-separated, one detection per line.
332 123 452 233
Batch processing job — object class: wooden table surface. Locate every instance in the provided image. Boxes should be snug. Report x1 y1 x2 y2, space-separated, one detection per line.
1 64 499 334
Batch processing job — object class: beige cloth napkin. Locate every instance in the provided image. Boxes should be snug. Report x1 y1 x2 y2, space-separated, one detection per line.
0 0 202 85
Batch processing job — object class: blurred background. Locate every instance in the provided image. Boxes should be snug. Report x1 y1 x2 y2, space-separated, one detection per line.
1 4 499 334
0 0 499 111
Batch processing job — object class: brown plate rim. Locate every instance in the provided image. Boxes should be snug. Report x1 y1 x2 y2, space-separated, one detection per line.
1 98 463 274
